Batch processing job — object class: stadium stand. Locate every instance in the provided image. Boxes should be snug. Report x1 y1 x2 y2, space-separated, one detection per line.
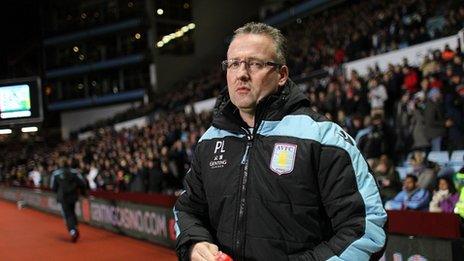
1 0 464 207
2 1 464 260
63 0 464 128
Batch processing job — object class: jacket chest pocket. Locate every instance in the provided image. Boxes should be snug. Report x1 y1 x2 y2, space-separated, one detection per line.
202 139 247 197
248 139 320 206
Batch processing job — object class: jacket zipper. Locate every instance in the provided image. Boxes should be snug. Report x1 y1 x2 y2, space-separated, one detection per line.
231 99 268 260
233 128 253 260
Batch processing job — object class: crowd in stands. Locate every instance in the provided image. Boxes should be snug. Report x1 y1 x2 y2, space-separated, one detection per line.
285 0 464 78
72 0 464 135
384 173 460 213
1 0 464 214
72 0 464 126
72 69 223 136
259 0 306 20
296 43 464 213
0 111 211 196
303 46 464 158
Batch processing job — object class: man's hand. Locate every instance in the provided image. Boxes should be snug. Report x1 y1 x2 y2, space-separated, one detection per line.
190 241 219 261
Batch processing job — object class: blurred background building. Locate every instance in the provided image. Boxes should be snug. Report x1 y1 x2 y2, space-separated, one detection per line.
1 0 263 139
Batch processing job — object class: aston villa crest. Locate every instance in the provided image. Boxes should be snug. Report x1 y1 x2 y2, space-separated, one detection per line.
270 143 297 175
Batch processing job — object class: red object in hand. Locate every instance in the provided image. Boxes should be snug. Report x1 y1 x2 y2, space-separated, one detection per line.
216 252 233 261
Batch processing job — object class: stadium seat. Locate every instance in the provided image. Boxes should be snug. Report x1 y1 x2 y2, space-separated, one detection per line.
452 164 463 172
450 150 464 162
395 166 413 180
450 150 464 172
427 151 450 166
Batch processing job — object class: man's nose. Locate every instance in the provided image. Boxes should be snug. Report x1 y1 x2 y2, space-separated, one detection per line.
236 62 250 81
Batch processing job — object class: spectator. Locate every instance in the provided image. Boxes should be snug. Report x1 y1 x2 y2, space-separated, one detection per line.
410 92 430 151
409 151 437 191
419 78 430 95
429 176 459 213
114 170 127 192
385 174 430 211
424 88 446 151
147 159 164 193
441 44 455 62
87 163 98 191
402 66 419 94
372 155 402 202
445 84 464 150
130 161 146 192
420 55 440 77
368 78 388 116
358 113 389 161
394 91 412 162
347 114 364 139
428 75 443 90
28 165 41 188
39 165 50 188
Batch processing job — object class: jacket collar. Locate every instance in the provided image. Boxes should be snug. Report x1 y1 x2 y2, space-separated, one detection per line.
212 79 310 133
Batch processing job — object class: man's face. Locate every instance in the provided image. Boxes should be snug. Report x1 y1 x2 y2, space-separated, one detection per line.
404 177 416 192
226 34 288 114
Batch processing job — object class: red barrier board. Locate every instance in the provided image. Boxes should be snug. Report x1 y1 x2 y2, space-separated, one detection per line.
387 210 461 239
89 190 178 208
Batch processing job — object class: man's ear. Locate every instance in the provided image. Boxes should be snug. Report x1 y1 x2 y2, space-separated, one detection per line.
278 65 289 86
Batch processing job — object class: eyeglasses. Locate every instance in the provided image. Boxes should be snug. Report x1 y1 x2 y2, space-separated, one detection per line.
221 59 282 73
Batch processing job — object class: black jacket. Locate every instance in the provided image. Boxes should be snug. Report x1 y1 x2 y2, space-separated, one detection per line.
424 100 445 140
174 80 387 260
51 168 87 204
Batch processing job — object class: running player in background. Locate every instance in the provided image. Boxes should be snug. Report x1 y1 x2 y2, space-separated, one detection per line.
51 157 87 242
